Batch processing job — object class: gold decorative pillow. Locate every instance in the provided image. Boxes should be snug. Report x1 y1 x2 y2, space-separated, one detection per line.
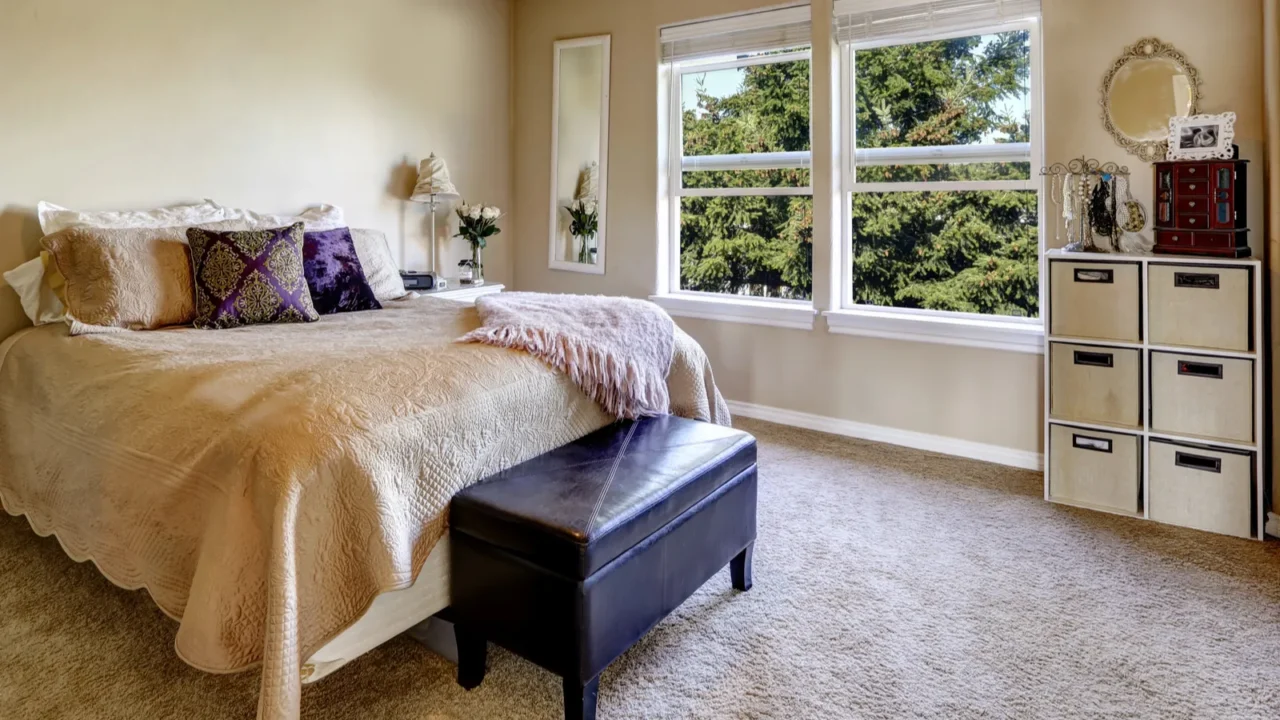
40 225 201 334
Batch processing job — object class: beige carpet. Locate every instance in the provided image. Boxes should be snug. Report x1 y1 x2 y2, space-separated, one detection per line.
3 417 1280 719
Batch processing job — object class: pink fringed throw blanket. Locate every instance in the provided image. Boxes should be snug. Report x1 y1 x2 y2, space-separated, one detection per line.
459 292 675 418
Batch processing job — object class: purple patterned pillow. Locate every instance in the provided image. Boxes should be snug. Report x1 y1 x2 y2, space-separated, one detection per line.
303 227 382 315
186 223 320 329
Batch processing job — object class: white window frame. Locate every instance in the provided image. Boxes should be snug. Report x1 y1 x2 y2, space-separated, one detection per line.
652 48 819 330
824 17 1045 354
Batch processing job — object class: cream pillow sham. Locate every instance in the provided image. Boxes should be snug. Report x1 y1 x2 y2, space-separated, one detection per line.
40 225 203 334
350 228 408 301
12 200 232 326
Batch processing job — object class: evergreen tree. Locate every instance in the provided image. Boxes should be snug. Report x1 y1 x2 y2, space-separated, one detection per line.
678 31 1038 316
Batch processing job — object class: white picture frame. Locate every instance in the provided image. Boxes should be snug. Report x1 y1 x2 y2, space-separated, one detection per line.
548 35 611 275
1166 112 1236 161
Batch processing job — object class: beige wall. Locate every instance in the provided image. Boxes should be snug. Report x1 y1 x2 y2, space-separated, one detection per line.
1044 0 1266 250
513 0 1267 455
0 0 512 341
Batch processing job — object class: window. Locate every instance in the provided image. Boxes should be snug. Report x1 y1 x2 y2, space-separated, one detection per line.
835 0 1043 330
657 6 817 326
677 50 812 300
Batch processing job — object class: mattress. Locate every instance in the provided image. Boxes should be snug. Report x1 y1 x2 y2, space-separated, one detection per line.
0 295 729 720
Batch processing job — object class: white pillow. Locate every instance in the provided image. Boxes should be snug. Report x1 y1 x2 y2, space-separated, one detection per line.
37 199 230 235
350 228 408 301
3 255 65 325
214 203 345 231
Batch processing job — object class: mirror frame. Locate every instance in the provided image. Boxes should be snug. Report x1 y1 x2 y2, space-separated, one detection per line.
548 34 611 275
1100 37 1201 163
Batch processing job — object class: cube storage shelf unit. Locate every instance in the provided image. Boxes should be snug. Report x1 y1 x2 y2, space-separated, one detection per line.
1044 250 1267 540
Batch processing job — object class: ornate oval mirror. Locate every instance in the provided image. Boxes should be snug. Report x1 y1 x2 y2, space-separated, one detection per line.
1100 38 1200 163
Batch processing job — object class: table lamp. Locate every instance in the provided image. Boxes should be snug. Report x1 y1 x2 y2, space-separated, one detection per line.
409 153 460 276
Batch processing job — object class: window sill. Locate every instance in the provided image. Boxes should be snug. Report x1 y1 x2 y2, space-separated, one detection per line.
650 293 817 330
824 308 1044 354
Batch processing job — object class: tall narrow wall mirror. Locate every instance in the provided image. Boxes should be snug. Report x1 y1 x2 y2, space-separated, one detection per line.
549 35 610 274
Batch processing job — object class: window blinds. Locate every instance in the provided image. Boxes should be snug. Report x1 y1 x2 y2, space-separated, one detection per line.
661 5 812 64
834 0 1039 45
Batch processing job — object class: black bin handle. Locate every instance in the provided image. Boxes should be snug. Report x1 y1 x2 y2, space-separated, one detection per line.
1175 452 1222 474
1174 272 1220 290
1073 268 1113 284
1072 434 1112 453
1073 350 1114 368
1178 361 1224 379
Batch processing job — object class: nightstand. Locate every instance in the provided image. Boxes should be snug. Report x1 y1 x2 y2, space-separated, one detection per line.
419 282 504 304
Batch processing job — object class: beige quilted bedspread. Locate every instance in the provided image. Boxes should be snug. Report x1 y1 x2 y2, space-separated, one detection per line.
0 296 728 720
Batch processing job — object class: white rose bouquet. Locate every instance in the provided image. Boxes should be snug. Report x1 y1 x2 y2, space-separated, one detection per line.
566 199 599 264
455 202 502 281
455 203 503 251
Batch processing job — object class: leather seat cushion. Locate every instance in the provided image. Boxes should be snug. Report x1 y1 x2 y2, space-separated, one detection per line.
451 415 756 580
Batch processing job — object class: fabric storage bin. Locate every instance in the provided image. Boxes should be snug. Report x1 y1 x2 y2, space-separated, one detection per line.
1049 343 1141 428
1147 264 1251 352
1150 351 1253 443
1148 440 1253 538
1049 261 1141 342
1048 424 1141 514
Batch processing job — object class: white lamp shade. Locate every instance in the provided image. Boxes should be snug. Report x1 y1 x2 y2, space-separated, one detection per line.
410 153 459 201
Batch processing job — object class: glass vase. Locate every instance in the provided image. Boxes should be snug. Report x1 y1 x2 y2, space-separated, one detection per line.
576 234 596 264
471 244 484 284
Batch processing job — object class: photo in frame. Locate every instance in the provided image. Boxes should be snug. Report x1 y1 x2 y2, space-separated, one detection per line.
1166 112 1236 160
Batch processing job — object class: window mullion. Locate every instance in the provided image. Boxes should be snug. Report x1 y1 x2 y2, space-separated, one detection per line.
678 186 813 198
850 180 1036 194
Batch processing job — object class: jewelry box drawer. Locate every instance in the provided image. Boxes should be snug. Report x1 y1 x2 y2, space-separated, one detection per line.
1048 261 1141 342
1178 178 1209 196
1155 230 1194 248
1147 264 1252 351
1175 163 1209 182
1150 352 1254 443
1175 213 1208 230
1175 197 1207 214
1048 424 1141 514
1049 343 1142 428
1148 440 1254 538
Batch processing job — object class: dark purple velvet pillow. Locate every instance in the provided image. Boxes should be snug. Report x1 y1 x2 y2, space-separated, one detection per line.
303 227 382 315
186 223 320 329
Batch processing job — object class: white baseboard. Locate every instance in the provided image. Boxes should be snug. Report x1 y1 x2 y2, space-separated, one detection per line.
725 400 1043 471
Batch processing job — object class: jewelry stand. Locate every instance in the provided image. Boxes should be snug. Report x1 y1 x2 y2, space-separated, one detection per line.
1040 157 1131 252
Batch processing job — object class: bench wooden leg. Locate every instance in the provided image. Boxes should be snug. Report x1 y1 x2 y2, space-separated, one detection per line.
730 542 754 592
455 624 487 690
563 675 600 720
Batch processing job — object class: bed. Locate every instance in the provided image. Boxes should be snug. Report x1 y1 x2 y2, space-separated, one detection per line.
0 295 728 720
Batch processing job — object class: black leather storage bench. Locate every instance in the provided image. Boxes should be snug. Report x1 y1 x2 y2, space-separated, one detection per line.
449 415 757 720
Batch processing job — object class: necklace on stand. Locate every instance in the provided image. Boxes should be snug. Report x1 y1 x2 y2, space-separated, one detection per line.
1048 172 1063 247
1061 172 1078 249
1089 176 1116 247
